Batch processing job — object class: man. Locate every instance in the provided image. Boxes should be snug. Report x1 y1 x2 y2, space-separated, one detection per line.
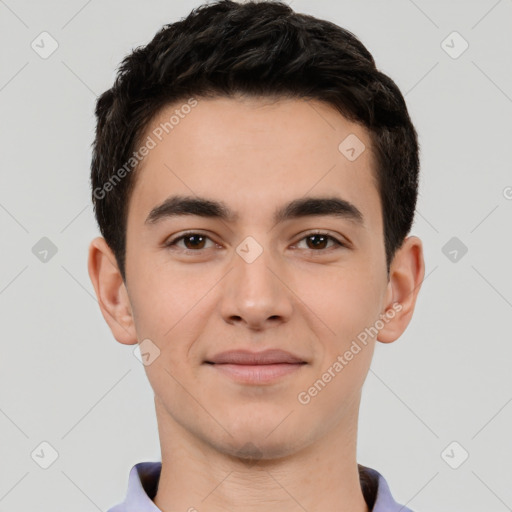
88 1 425 510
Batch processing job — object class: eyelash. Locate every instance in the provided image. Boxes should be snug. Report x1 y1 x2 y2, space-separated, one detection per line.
164 231 347 254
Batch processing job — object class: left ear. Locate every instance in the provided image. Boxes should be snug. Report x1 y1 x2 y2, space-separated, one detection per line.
377 235 425 343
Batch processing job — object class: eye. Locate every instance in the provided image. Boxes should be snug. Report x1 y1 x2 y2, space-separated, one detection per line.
294 232 345 251
165 232 216 251
164 231 347 254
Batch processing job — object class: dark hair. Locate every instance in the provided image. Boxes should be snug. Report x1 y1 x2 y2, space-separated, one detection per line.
91 0 419 282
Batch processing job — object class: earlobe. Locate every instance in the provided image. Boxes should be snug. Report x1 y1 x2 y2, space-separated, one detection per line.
87 236 138 345
377 236 425 344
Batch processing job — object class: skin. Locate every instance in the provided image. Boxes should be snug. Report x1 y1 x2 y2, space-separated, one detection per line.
88 95 424 512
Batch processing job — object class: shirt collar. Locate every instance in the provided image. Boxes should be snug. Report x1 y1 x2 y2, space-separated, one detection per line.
108 461 414 512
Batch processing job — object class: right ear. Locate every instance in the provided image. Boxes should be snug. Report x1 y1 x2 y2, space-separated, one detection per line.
87 236 138 345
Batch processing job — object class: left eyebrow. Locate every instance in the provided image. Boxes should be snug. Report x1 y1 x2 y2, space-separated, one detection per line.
273 196 364 226
144 194 364 227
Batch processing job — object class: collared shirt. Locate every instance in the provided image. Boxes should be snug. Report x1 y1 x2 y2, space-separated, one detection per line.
107 461 414 511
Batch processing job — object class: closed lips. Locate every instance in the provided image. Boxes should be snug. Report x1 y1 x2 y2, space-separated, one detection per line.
205 350 306 365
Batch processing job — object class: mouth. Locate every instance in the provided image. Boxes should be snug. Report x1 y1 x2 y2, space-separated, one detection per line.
204 349 307 385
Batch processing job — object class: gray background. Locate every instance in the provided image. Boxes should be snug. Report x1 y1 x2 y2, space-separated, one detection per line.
1 0 511 510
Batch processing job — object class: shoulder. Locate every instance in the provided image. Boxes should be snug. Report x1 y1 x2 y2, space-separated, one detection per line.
359 464 415 512
107 462 162 512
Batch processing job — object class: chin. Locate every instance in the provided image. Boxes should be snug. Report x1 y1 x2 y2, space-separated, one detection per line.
211 425 306 464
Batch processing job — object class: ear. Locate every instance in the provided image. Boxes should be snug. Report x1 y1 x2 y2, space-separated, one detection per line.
377 236 425 343
87 236 138 345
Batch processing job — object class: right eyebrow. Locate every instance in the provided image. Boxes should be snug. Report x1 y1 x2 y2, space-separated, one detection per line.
145 195 238 225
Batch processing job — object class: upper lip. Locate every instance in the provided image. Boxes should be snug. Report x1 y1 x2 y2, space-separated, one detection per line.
206 349 306 365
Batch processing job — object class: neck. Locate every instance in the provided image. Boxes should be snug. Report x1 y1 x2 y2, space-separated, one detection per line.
153 399 369 512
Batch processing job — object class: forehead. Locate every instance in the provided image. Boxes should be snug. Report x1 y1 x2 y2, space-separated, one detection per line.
128 96 381 231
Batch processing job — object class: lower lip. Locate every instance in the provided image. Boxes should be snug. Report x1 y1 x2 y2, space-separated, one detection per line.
209 363 305 384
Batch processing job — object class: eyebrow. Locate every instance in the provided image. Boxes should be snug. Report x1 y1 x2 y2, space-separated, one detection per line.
145 194 364 226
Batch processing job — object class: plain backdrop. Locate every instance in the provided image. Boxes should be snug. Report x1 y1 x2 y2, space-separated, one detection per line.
1 1 511 510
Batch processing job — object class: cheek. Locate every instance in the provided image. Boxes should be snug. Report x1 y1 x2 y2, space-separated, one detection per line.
294 264 384 345
128 264 217 369
128 256 202 333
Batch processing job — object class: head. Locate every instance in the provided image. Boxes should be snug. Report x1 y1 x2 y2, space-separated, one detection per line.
88 0 424 461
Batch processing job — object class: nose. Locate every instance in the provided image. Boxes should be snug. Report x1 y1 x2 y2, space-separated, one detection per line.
219 243 293 330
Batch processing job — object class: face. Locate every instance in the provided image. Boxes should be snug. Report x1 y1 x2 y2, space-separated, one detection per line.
92 95 423 461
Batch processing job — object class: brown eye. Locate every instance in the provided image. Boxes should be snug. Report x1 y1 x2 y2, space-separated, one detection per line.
296 233 344 251
306 234 329 250
182 234 207 250
166 233 215 251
